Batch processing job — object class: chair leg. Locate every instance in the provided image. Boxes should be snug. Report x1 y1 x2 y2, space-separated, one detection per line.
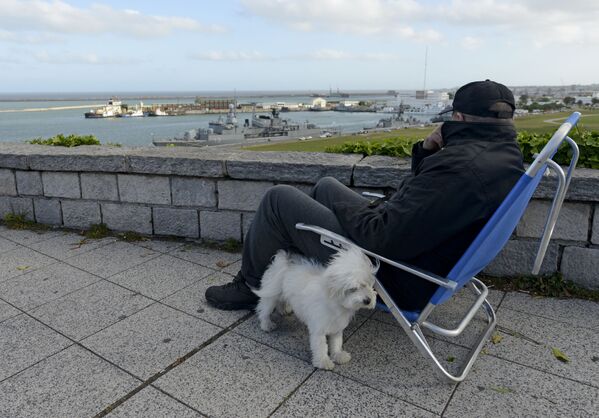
408 301 496 383
375 280 496 383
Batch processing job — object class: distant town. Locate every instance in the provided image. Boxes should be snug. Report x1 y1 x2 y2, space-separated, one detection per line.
82 84 599 120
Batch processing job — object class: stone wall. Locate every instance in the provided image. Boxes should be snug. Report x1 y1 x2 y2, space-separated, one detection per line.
0 143 597 288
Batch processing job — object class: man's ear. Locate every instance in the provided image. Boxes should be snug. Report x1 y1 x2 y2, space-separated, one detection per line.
452 112 465 121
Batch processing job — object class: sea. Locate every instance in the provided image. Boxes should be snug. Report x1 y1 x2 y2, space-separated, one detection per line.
0 91 407 147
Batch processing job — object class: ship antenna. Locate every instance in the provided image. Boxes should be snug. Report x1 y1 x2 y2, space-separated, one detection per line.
423 46 428 94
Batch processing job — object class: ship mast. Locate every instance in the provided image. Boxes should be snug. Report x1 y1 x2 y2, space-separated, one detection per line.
423 46 428 95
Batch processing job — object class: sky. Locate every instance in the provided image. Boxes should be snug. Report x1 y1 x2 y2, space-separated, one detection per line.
0 0 598 92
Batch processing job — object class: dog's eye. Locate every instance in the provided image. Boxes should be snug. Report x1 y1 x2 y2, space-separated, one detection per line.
346 288 358 294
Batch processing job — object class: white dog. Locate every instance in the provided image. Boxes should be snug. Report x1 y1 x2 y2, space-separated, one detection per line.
254 246 378 370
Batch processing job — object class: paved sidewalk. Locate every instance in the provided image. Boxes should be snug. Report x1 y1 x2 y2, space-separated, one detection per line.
0 226 598 417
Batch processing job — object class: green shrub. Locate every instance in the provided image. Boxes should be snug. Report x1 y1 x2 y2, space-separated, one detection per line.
326 130 599 169
518 130 599 169
325 137 419 158
28 134 101 147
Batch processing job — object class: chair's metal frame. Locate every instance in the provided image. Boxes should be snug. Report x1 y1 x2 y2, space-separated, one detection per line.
296 112 581 382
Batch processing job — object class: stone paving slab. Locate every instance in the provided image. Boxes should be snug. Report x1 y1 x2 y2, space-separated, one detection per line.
82 303 221 380
0 246 56 283
272 370 435 418
502 292 599 330
29 280 153 340
0 299 20 323
221 258 242 275
371 288 505 329
0 227 63 246
488 308 599 387
65 241 160 278
131 238 184 254
154 333 314 418
0 345 140 417
444 354 599 417
0 236 19 254
162 271 247 328
234 311 371 364
0 262 100 311
370 288 505 348
170 244 241 271
2 226 598 417
108 386 203 418
109 254 215 300
0 314 72 382
336 318 465 414
28 232 117 260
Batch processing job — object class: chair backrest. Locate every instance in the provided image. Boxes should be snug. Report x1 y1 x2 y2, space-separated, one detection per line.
430 112 581 306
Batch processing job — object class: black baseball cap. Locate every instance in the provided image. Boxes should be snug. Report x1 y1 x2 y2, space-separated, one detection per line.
440 80 515 118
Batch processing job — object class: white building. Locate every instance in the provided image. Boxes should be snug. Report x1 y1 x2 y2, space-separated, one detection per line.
311 97 327 109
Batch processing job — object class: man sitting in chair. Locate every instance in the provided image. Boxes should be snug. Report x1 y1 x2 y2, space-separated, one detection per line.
206 80 525 312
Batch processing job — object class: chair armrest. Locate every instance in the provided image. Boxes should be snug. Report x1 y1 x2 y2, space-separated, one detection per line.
295 223 457 290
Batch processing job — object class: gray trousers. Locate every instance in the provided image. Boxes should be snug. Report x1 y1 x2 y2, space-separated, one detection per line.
241 177 368 288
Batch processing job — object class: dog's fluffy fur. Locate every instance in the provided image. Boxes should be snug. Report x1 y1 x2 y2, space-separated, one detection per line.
254 246 378 370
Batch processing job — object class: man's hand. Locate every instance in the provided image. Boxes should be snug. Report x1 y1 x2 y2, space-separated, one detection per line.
422 124 444 151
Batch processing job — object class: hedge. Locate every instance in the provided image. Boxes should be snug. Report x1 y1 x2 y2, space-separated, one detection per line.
326 130 599 169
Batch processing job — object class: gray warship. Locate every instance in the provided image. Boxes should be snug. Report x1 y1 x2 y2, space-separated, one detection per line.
153 105 325 147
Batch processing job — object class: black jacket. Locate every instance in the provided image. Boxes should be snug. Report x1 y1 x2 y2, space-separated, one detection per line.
333 121 525 310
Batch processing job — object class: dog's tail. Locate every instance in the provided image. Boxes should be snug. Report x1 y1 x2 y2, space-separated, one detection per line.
253 250 289 298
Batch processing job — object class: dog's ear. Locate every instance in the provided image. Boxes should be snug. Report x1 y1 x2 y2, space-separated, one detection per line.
371 257 380 275
325 272 347 300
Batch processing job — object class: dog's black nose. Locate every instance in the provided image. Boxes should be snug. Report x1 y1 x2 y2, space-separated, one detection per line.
363 297 371 305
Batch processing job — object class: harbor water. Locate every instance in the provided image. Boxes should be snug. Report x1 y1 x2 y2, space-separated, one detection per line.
0 93 411 146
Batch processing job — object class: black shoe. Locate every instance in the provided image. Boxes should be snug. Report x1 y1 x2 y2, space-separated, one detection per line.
205 272 259 311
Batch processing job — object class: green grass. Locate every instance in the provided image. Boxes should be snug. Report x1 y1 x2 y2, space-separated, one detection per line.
83 223 111 239
481 273 599 302
201 238 243 253
244 108 599 153
1 213 48 231
245 126 434 152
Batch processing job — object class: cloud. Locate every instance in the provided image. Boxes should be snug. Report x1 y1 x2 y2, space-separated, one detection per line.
0 0 226 38
190 51 272 61
33 51 145 65
241 0 599 46
190 49 400 62
302 49 400 61
461 36 483 50
0 29 63 44
240 0 440 41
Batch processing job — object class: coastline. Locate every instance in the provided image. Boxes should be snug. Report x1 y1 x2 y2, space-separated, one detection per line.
0 104 104 113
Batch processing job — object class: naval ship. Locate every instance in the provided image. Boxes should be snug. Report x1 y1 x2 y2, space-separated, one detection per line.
153 105 324 147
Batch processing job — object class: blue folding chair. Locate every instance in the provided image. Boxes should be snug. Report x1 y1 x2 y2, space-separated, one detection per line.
296 112 581 382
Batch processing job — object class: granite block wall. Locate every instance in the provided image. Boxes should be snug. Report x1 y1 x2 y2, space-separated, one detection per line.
0 144 597 289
